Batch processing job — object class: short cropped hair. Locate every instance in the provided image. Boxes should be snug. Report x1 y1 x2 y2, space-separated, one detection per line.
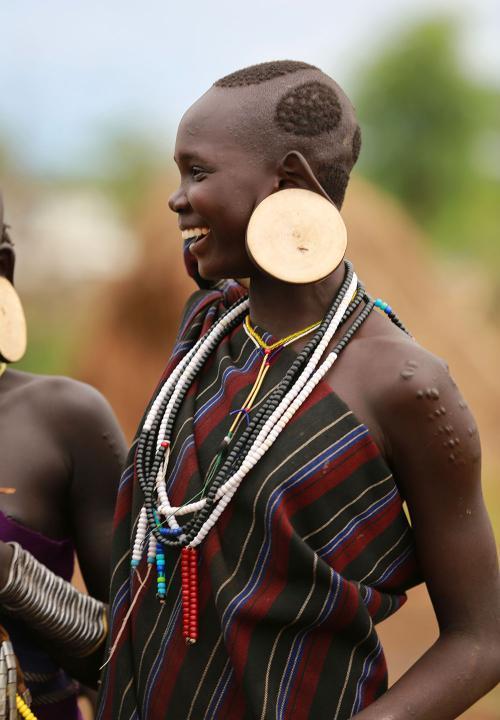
214 61 361 207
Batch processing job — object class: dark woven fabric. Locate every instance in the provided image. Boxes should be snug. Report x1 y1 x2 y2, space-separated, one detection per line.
98 281 422 720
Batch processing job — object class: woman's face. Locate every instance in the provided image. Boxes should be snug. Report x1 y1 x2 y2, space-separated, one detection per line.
168 91 277 281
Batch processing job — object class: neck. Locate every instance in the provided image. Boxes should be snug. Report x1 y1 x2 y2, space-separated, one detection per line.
248 263 347 337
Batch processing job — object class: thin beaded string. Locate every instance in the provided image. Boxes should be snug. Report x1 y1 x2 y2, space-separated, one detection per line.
135 269 412 557
243 315 321 352
135 295 250 534
138 262 357 549
157 315 326 528
155 286 358 528
125 264 413 643
145 271 359 547
186 273 361 547
145 289 372 555
374 298 410 335
156 281 369 529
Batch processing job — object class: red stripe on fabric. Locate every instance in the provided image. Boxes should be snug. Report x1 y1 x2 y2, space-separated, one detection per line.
327 577 359 632
223 500 295 681
365 589 383 619
195 357 261 446
147 501 238 714
377 555 420 593
204 437 375 685
147 622 190 716
283 629 332 720
178 291 223 344
218 681 246 719
113 477 133 528
167 442 201 508
282 436 379 518
330 496 403 571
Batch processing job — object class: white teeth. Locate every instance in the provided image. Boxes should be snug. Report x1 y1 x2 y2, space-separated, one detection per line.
181 227 210 241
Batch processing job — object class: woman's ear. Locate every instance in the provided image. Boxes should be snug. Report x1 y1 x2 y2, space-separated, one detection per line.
0 245 15 284
276 151 333 203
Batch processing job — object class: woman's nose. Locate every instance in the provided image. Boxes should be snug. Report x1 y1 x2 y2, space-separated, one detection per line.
168 187 189 213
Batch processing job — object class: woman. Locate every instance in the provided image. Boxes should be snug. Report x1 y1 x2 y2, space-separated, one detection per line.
0 191 127 719
99 61 499 719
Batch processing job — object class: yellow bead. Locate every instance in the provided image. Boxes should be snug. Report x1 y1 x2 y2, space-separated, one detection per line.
16 694 38 720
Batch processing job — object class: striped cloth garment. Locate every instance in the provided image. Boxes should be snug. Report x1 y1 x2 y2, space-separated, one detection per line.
97 280 422 720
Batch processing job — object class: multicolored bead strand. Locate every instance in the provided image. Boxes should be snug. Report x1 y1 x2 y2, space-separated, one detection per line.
156 547 166 601
374 298 410 335
127 260 414 646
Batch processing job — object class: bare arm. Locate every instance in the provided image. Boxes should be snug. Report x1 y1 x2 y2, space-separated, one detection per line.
353 353 500 719
60 381 127 600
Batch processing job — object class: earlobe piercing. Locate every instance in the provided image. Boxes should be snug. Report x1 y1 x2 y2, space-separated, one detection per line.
0 277 27 363
245 188 347 284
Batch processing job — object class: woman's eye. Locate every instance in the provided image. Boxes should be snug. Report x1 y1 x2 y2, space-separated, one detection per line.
191 166 207 180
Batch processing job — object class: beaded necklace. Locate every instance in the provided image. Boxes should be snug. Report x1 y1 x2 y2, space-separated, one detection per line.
128 263 410 646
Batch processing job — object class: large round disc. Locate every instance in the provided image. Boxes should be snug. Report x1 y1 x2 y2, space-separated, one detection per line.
246 188 347 284
0 277 27 362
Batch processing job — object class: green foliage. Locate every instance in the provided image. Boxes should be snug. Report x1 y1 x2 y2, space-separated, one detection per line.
91 129 167 219
15 299 77 376
353 18 500 266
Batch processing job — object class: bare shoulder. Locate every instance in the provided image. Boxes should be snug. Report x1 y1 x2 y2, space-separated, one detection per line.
12 371 115 424
9 370 126 460
345 311 481 487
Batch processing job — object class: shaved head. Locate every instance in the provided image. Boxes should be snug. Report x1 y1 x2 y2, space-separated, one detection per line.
192 60 361 207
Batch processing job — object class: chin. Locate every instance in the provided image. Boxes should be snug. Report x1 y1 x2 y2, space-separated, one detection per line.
198 260 252 282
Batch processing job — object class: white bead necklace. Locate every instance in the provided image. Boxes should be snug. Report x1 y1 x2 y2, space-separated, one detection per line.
135 272 357 552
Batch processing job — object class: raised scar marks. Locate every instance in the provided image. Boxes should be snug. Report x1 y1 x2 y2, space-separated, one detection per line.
401 359 419 380
417 387 440 403
411 368 475 466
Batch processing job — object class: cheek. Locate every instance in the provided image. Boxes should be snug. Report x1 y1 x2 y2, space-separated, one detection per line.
187 184 212 212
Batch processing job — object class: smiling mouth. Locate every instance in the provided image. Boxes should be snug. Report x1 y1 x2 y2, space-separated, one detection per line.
181 227 210 243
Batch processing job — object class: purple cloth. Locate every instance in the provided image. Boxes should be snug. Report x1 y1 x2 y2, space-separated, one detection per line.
0 510 79 720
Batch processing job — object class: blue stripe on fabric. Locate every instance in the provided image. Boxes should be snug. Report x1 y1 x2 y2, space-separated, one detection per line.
118 465 135 492
193 344 262 423
374 544 414 586
221 426 368 638
317 486 399 559
165 434 195 493
277 569 343 719
142 592 183 717
97 578 131 718
352 637 383 714
204 664 234 720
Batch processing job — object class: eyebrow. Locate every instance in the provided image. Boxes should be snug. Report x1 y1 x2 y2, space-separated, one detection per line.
175 151 198 164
